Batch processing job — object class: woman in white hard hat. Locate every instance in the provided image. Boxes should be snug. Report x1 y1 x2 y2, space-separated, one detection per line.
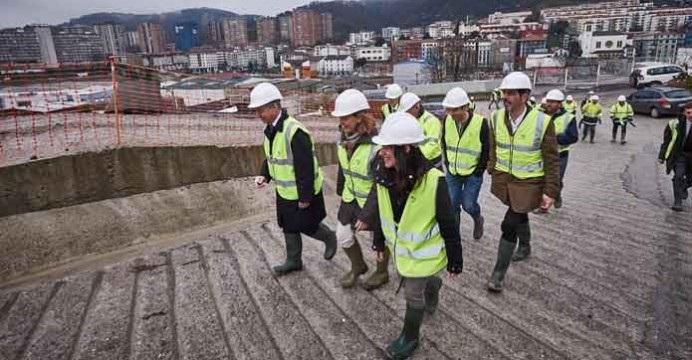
359 112 463 359
610 95 634 145
382 84 403 121
251 82 337 276
331 89 389 289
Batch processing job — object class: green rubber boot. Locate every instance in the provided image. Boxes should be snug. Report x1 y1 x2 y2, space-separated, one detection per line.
340 241 368 288
512 221 531 262
487 237 516 292
272 233 303 276
362 247 390 291
385 305 425 359
424 277 443 315
310 223 337 260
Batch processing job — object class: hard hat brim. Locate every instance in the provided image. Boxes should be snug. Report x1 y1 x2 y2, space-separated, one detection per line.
372 135 424 146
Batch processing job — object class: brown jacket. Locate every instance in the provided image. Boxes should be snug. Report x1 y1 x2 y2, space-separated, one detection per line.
487 107 561 213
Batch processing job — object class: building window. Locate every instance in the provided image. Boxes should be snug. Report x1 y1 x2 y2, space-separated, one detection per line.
596 41 602 49
617 40 623 47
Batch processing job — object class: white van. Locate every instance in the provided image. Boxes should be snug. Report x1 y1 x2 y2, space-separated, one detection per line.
630 63 685 88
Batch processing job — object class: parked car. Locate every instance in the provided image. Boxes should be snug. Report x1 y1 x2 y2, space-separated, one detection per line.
626 87 692 118
630 63 685 88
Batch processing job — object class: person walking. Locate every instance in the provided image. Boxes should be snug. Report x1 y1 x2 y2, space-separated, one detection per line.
399 92 444 169
563 95 577 115
658 101 692 212
251 82 337 276
331 89 385 288
581 95 602 143
489 88 503 110
486 72 560 291
581 90 595 108
382 84 403 121
544 89 578 209
610 95 634 145
440 87 489 240
364 111 463 359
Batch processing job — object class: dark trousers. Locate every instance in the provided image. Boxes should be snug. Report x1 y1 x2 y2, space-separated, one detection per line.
501 208 529 244
558 153 569 200
673 155 692 204
582 124 596 142
612 122 627 141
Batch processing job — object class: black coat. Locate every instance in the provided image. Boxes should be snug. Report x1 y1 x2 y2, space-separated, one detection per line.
658 115 690 174
261 111 326 234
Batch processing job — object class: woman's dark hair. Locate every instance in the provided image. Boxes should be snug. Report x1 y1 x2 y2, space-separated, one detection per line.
371 145 430 192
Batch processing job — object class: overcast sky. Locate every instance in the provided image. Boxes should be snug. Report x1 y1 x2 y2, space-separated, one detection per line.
1 0 330 28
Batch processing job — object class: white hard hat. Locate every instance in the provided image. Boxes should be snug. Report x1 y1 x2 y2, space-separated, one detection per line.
591 95 600 101
248 82 282 109
372 112 425 146
499 71 532 91
385 84 403 99
442 87 470 108
588 90 595 95
617 95 626 102
332 89 370 117
540 97 548 105
566 95 574 101
530 96 536 102
398 92 421 112
545 89 565 102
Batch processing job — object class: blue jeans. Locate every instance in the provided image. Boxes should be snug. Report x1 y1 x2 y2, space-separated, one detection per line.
559 153 569 185
445 172 483 219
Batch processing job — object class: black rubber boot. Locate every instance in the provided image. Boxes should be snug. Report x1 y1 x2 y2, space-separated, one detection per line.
424 277 442 315
309 223 337 260
487 237 516 292
340 241 368 288
512 221 531 262
362 247 390 290
273 233 303 276
385 305 425 359
472 215 484 240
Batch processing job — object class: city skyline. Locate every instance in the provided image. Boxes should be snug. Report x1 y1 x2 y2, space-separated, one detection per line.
0 0 331 28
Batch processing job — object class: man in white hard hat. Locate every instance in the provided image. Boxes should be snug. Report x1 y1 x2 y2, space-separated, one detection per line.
529 96 537 109
382 84 403 121
250 82 337 276
580 94 602 143
581 90 595 108
360 111 462 360
399 92 444 169
441 87 489 240
489 88 502 110
563 95 577 115
539 97 548 112
543 89 578 210
486 71 560 292
610 95 634 145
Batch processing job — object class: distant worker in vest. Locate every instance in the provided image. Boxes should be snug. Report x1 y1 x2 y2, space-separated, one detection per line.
441 87 489 240
487 72 560 292
539 97 548 112
399 92 444 169
658 101 692 212
580 95 602 143
581 90 595 108
610 95 634 145
382 84 403 121
331 89 390 289
364 112 463 359
529 96 537 108
469 96 477 112
563 95 577 115
489 88 503 110
544 89 578 210
251 82 337 276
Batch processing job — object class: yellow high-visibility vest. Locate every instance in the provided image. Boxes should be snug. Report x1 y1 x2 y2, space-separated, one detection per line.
553 112 575 153
337 142 378 207
263 117 323 200
377 168 447 278
444 113 484 176
665 119 679 160
417 110 443 162
491 108 549 179
610 103 634 125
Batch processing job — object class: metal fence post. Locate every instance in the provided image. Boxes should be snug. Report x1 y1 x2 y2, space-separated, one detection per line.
564 67 569 91
110 57 121 145
596 63 601 89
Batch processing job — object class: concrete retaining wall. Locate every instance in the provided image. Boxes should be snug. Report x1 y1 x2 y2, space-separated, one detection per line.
0 143 338 218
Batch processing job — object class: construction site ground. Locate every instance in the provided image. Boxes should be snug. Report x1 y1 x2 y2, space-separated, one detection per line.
0 95 691 360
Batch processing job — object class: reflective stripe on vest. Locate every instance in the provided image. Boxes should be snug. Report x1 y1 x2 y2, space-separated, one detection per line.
444 113 484 176
491 108 549 179
582 103 601 117
553 112 575 153
263 117 324 200
610 103 633 124
418 111 443 161
338 142 378 207
377 168 447 278
665 119 678 160
563 101 577 113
